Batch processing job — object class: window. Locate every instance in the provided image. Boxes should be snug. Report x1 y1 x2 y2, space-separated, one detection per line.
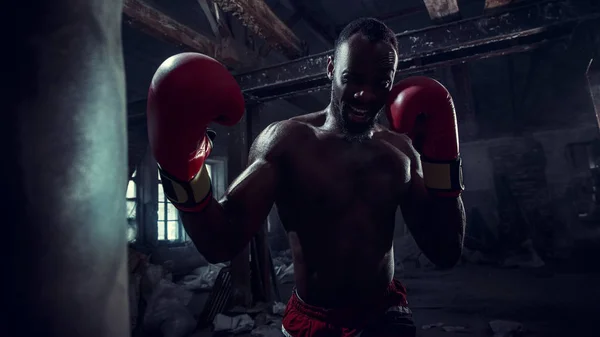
126 170 137 243
157 165 213 243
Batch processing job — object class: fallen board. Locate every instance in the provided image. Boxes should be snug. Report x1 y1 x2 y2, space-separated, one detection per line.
586 58 600 130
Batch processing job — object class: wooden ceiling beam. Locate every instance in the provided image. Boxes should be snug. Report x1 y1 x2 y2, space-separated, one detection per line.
197 0 234 40
586 58 600 129
122 0 246 69
212 0 305 59
485 0 515 10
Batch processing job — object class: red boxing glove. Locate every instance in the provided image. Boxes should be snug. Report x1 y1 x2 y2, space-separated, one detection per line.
386 76 464 197
147 53 245 211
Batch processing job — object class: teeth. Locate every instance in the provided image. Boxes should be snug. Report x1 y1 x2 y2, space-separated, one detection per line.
349 105 368 114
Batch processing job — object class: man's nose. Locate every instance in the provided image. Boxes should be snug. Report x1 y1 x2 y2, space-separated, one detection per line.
354 90 376 103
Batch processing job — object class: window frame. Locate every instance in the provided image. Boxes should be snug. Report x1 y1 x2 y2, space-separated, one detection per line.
126 170 138 243
154 157 227 247
157 171 189 245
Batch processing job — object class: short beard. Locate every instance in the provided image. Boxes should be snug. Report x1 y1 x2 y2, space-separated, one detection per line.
330 90 380 143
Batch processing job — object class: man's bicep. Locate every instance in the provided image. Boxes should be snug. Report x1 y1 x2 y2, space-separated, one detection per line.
220 157 278 228
218 121 289 238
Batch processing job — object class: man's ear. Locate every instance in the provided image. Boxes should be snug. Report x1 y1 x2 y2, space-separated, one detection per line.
327 56 334 80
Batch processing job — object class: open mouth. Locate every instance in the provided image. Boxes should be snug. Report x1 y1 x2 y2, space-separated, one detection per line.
347 105 370 123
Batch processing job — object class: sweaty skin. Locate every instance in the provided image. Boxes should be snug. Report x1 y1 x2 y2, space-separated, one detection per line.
181 33 466 308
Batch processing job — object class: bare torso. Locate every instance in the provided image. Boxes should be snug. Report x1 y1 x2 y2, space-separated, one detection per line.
276 111 413 307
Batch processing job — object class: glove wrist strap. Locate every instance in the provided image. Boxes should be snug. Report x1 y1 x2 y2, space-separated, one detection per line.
421 155 464 197
158 164 213 212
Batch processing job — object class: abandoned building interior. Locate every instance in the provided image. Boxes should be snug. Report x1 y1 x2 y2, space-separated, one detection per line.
7 0 600 336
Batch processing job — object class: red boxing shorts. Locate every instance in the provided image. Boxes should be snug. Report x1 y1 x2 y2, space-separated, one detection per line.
281 279 416 337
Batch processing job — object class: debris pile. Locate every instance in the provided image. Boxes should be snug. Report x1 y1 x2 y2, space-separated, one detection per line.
129 247 291 337
272 250 295 284
489 320 524 337
421 320 524 336
421 322 471 333
178 263 226 291
128 248 199 337
212 301 287 337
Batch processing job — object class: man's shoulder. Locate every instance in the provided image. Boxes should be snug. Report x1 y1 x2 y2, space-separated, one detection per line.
251 119 315 159
374 125 412 148
262 118 316 142
289 111 327 126
373 125 420 162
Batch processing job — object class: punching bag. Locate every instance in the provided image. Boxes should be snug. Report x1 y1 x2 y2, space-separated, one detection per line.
5 1 129 336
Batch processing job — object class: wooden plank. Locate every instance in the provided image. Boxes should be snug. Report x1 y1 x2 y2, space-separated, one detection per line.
586 58 600 130
422 0 460 21
213 0 305 59
485 0 514 10
122 0 244 68
198 0 233 40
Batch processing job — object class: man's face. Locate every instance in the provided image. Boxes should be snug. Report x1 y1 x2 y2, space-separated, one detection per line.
328 33 398 140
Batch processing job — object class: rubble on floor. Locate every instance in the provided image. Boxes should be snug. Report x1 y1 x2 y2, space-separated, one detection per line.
178 263 226 291
393 235 438 271
128 247 202 337
489 320 523 337
250 325 283 337
272 250 294 284
128 240 552 337
421 322 471 333
213 314 254 334
212 301 286 337
128 247 148 330
421 322 444 330
442 325 468 333
144 279 196 337
500 240 545 269
129 246 292 337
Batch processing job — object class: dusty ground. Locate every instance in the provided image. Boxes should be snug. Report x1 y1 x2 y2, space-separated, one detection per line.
400 266 599 337
190 264 600 337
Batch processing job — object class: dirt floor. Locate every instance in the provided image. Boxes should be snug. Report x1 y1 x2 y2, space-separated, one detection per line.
399 266 599 337
190 264 600 337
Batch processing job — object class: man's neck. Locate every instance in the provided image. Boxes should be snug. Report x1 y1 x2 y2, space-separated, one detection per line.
321 105 377 142
321 104 344 134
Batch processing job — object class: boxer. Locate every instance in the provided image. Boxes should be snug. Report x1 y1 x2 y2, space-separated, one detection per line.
147 18 465 337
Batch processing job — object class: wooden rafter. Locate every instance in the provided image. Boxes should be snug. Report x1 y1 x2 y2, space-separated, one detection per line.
198 0 233 40
587 58 600 129
485 0 515 10
213 0 305 59
122 0 246 68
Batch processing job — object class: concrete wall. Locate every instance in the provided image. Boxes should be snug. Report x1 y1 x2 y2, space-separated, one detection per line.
460 127 599 256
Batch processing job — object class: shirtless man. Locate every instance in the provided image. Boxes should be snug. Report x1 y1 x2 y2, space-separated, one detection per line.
147 18 466 337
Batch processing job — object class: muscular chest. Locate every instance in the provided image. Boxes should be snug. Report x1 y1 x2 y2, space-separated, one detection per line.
282 137 411 212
